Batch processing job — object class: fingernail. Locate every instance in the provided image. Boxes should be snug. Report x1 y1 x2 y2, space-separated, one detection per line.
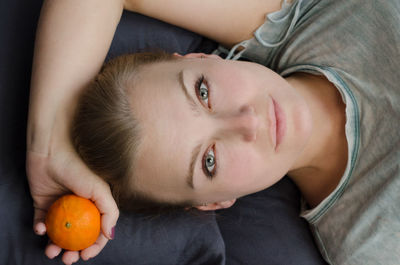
35 223 46 235
110 226 115 240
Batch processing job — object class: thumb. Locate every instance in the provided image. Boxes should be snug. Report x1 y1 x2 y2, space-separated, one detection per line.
32 195 60 236
33 207 48 236
91 181 120 240
63 154 120 240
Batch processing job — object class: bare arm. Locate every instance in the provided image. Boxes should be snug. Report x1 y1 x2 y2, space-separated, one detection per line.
125 0 283 48
28 0 123 152
27 0 123 263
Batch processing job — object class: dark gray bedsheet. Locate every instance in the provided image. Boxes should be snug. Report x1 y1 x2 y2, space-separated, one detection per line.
0 1 326 264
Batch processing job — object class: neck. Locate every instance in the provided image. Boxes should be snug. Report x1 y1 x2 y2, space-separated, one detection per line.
284 73 347 207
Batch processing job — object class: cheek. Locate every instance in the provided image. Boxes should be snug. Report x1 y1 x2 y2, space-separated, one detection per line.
221 145 266 189
221 144 289 194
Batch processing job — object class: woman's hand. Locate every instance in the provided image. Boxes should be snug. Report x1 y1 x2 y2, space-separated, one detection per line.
26 131 119 264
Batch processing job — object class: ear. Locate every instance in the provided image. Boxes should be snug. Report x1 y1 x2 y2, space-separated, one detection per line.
173 52 221 60
194 199 237 211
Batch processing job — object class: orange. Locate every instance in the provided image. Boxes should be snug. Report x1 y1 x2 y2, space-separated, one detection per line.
45 194 101 251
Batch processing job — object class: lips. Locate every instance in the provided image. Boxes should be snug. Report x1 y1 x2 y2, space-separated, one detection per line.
268 96 277 149
272 98 286 151
268 96 286 151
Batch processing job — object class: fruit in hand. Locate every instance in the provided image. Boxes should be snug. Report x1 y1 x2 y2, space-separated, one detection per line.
45 194 101 251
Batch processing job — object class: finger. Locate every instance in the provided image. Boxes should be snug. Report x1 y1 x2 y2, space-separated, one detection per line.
33 208 48 235
62 251 80 265
61 158 120 240
45 242 62 259
34 221 47 236
80 233 109 261
32 195 62 236
91 181 119 240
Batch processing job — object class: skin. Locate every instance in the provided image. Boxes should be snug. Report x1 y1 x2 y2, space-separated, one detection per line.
128 53 347 210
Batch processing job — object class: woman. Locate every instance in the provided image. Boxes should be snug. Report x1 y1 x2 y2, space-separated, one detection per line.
27 0 400 264
72 51 346 213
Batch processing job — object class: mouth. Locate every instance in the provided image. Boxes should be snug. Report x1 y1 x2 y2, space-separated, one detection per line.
272 98 286 151
268 96 277 149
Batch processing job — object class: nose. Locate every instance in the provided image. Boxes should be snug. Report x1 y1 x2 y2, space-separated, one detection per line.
221 105 259 142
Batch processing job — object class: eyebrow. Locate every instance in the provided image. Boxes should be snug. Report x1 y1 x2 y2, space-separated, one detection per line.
187 142 202 189
178 70 200 115
178 70 201 189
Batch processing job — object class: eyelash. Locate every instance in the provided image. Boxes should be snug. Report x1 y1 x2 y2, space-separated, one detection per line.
195 75 211 109
202 144 217 179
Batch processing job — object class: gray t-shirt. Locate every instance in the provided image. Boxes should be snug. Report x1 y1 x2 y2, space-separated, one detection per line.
215 0 400 264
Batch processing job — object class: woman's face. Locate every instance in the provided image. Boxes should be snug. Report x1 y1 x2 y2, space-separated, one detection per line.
129 53 312 209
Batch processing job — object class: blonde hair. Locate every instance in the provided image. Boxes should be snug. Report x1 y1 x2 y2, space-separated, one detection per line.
72 51 192 213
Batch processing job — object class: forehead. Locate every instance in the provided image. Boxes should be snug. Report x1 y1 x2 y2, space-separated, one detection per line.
128 61 199 200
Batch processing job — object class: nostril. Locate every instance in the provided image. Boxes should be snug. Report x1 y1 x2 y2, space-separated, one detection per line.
244 129 257 141
221 105 259 141
240 105 255 115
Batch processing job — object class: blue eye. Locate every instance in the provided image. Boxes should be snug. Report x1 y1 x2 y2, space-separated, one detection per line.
203 145 216 179
195 75 210 108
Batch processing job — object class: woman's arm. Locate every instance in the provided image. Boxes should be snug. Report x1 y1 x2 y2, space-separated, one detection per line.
124 0 283 48
28 0 123 151
27 0 123 263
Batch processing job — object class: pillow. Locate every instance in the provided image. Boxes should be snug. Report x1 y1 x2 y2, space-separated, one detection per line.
106 10 218 60
216 177 327 265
